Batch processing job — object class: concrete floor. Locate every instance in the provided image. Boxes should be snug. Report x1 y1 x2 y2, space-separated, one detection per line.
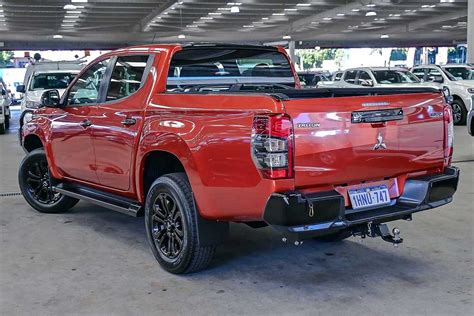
1 107 473 315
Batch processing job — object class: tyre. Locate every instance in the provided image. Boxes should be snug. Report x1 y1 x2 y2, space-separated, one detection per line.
451 99 467 125
0 122 4 135
145 173 216 274
5 115 9 129
18 148 79 213
313 229 352 242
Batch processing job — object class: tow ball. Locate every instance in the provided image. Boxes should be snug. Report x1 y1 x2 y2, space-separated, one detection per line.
368 223 403 246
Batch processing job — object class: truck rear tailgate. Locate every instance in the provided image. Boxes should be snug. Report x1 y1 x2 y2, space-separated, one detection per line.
283 92 446 189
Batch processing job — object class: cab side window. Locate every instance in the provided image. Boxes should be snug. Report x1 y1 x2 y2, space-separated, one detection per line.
343 70 357 84
357 71 372 86
105 55 150 102
412 68 426 81
67 59 110 106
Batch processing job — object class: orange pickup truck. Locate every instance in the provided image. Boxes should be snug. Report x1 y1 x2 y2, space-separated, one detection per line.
19 44 459 273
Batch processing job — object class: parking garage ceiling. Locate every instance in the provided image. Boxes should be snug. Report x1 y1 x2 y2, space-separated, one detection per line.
0 0 469 50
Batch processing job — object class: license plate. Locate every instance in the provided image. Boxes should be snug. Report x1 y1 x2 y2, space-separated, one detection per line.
348 185 391 210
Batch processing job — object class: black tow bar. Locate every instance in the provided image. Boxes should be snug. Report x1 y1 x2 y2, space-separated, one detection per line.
353 223 403 247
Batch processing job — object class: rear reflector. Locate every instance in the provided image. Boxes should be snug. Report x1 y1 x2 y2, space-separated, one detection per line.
251 114 294 179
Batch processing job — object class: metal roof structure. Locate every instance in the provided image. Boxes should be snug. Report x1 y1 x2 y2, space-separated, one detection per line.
0 0 469 50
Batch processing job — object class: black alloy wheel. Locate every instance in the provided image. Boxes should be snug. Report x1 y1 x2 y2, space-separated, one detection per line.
24 157 61 205
151 192 185 261
18 149 78 213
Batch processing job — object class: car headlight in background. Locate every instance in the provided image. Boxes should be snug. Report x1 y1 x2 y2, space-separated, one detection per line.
467 88 474 94
25 101 40 109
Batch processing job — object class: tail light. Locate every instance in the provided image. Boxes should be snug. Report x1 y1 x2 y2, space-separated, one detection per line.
251 114 294 179
443 105 454 167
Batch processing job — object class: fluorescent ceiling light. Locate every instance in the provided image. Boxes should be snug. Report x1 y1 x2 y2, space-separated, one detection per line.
296 3 311 6
351 9 360 12
323 17 332 20
380 34 389 38
243 25 254 28
230 6 240 13
64 15 79 18
367 4 376 7
365 11 377 16
284 8 297 11
178 34 186 39
282 35 291 39
272 13 286 16
71 0 88 3
208 12 222 15
337 13 345 16
66 11 82 14
53 34 63 39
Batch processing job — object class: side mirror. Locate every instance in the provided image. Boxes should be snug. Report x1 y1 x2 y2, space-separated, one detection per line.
40 89 61 108
16 85 25 93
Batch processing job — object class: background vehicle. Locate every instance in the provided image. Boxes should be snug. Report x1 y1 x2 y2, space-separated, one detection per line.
319 67 428 89
0 80 11 134
298 71 330 87
19 44 459 274
468 96 474 136
411 64 474 125
16 61 83 112
442 64 473 81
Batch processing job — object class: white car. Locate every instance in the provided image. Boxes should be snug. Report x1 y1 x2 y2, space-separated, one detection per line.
411 64 474 125
318 67 431 89
17 61 83 112
442 64 474 81
0 80 11 134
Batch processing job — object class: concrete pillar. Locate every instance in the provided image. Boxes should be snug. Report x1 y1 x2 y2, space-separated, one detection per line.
468 0 474 63
288 41 296 67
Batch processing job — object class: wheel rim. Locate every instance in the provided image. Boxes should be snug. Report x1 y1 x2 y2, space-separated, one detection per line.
151 193 185 260
452 103 462 124
25 158 61 204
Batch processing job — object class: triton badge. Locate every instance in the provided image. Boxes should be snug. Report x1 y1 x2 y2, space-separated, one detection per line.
373 133 387 150
296 122 320 128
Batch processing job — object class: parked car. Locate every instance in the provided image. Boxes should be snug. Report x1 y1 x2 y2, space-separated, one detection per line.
0 80 11 134
318 67 429 89
442 64 474 81
298 71 330 87
19 44 459 274
468 96 474 136
411 64 474 125
16 61 83 113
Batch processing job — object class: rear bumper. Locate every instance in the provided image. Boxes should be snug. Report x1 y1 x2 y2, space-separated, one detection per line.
263 166 460 240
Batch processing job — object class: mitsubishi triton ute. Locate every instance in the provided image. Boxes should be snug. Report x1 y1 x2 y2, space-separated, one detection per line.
18 44 460 274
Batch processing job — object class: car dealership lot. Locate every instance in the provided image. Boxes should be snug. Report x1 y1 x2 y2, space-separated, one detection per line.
0 108 472 315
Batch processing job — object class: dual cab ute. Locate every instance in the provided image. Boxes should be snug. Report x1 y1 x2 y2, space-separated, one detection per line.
19 44 459 274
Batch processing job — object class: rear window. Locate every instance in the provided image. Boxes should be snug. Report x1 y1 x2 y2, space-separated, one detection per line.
167 48 295 92
372 70 420 84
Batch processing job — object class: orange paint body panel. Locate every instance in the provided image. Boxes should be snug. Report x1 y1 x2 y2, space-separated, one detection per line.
22 44 451 222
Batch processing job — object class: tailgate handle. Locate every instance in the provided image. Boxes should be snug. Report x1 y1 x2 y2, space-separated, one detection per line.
352 108 404 124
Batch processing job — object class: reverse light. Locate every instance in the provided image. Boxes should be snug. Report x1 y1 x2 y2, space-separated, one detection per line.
251 114 294 179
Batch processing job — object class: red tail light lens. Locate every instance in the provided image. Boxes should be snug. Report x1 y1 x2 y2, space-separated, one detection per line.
251 114 294 179
444 105 454 167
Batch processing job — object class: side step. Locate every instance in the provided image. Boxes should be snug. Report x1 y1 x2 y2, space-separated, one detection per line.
54 183 142 217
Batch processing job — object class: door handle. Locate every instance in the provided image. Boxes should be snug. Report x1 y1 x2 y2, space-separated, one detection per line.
121 118 136 126
80 119 92 128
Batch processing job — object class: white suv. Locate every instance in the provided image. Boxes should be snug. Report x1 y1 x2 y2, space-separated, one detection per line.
0 80 11 134
411 65 474 125
17 61 83 112
319 67 432 89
